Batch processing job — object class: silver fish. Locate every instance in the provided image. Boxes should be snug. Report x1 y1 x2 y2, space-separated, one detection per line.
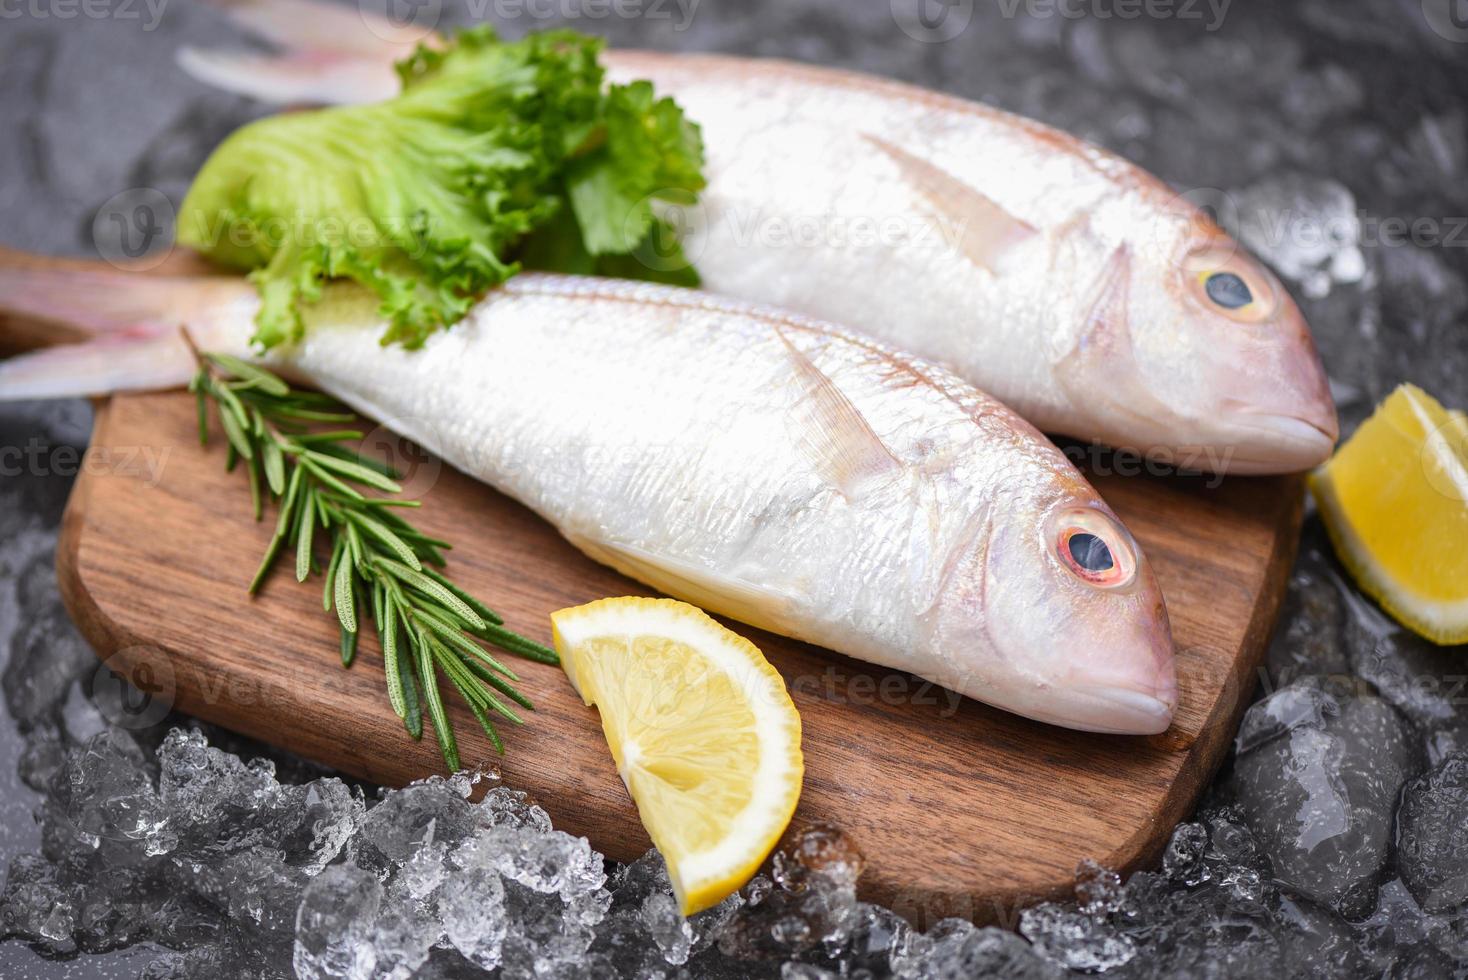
0 256 1176 734
177 0 1338 474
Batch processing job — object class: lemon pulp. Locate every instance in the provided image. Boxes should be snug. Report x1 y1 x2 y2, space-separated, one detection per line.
1309 383 1468 643
550 597 803 914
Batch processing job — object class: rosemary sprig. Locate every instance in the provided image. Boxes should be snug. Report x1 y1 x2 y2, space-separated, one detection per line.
184 337 558 770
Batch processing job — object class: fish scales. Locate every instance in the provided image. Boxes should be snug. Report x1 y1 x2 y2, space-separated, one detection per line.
0 264 1176 734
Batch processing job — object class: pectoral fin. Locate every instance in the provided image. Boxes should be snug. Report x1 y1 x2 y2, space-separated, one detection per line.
864 135 1036 274
777 328 903 500
1055 244 1175 429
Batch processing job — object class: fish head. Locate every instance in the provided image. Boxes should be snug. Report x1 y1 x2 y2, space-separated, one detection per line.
1060 211 1337 474
929 484 1176 735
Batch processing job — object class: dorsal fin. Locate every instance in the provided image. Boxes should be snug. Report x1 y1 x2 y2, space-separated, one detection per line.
777 327 902 499
864 135 1037 274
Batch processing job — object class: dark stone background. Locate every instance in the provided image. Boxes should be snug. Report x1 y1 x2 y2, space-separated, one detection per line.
2 0 1467 976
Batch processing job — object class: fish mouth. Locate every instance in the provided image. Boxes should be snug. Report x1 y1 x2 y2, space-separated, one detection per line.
1066 686 1175 735
1004 684 1175 736
1214 409 1338 475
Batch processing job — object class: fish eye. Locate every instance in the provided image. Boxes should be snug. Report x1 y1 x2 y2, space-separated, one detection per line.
1183 246 1278 324
1204 271 1252 309
1066 532 1113 572
1048 508 1137 590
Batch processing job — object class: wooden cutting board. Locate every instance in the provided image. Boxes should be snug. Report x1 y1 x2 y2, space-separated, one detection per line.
52 387 1301 925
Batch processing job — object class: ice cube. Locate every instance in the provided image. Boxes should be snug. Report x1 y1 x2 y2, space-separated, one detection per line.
1161 823 1210 887
1271 889 1370 978
1018 901 1135 973
292 865 384 980
46 730 175 861
0 854 77 956
893 918 1062 980
1235 173 1365 299
437 865 507 971
356 778 480 872
1230 676 1418 917
1395 755 1468 913
717 826 862 961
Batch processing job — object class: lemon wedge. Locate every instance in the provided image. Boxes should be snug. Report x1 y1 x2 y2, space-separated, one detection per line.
550 597 803 914
1310 384 1468 644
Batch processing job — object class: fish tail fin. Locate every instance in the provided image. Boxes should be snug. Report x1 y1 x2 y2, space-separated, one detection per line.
0 249 253 401
176 45 400 106
206 0 429 55
178 0 427 105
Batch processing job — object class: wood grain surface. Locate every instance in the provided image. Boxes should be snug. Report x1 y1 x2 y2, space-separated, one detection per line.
56 390 1301 925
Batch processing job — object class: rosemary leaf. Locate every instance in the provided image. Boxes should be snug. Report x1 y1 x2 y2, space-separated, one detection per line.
461 657 535 711
422 567 504 626
304 450 403 493
473 621 561 665
346 510 421 571
323 536 344 613
294 430 365 444
295 487 316 583
438 654 506 754
206 353 290 396
414 607 519 681
399 644 423 739
335 558 357 634
310 441 401 480
418 635 459 771
382 599 406 719
246 453 263 521
275 464 305 538
340 621 359 667
194 383 208 446
262 439 286 496
299 458 365 500
218 403 253 462
374 559 485 629
190 343 548 768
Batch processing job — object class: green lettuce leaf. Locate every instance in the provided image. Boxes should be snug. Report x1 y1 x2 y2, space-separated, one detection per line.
178 26 704 350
